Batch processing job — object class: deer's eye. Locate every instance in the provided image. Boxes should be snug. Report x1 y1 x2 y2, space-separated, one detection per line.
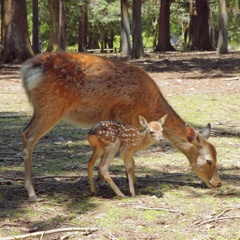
206 159 212 166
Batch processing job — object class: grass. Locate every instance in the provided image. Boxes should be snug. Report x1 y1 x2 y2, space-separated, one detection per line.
0 58 240 239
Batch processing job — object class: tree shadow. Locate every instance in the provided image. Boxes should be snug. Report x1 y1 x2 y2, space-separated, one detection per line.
128 51 240 77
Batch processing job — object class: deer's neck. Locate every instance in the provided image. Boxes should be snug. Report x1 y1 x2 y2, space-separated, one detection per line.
158 99 192 157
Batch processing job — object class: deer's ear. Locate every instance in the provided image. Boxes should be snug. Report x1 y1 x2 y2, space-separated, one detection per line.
185 124 197 143
158 114 167 126
139 115 148 128
202 123 211 139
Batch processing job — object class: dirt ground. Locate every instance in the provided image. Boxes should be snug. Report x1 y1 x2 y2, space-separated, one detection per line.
0 51 240 240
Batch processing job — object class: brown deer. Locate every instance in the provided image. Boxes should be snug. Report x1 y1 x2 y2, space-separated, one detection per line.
87 115 167 197
21 51 221 199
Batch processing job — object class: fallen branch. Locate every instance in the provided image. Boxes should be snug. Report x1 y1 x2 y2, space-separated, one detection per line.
0 152 20 155
216 208 232 218
222 76 240 81
196 215 240 226
0 115 20 118
194 207 240 226
0 175 80 181
135 206 184 214
1 227 98 240
104 228 119 240
34 175 80 180
0 157 21 161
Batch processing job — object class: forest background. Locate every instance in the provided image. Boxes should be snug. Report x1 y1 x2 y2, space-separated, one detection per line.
0 0 240 63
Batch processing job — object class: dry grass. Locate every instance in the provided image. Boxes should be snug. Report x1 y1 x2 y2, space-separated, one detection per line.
0 51 240 240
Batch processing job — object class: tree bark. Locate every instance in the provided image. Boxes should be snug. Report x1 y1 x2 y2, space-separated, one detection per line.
189 0 214 51
78 0 88 52
58 0 66 50
1 0 33 63
32 0 40 54
217 0 228 54
131 0 144 58
46 0 59 52
120 0 131 56
155 0 174 52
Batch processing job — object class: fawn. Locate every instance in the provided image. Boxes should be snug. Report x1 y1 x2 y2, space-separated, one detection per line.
21 52 221 199
87 115 167 197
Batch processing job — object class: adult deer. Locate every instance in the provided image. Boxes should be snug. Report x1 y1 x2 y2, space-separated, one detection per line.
21 51 221 199
88 115 167 197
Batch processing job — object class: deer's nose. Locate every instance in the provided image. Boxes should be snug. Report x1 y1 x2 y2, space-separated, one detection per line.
157 137 164 142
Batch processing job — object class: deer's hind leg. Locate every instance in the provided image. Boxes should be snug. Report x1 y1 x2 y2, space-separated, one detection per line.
87 145 103 194
22 107 68 199
98 141 125 197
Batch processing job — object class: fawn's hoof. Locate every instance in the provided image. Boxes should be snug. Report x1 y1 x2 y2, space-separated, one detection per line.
99 184 108 190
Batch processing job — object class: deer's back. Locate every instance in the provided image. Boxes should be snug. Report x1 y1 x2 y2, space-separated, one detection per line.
21 52 164 127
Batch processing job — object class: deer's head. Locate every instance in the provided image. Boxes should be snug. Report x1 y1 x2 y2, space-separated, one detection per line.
185 123 221 188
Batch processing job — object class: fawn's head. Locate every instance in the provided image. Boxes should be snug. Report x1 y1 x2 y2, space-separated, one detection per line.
139 114 167 142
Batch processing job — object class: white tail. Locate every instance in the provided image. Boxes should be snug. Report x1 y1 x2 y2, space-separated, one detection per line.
21 51 221 199
87 115 167 197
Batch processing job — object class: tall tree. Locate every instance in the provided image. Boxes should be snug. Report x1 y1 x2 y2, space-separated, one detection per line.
32 0 40 54
189 0 214 50
120 0 131 56
217 0 228 54
58 0 66 50
78 0 88 52
46 0 59 52
1 0 33 63
155 0 174 51
46 0 66 51
131 0 144 58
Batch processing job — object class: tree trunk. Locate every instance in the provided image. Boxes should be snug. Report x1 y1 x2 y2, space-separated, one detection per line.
58 0 66 50
217 0 228 54
189 0 214 51
120 0 131 56
155 0 174 52
100 27 105 53
46 0 59 52
1 0 33 63
78 0 88 52
32 0 40 54
131 0 144 58
109 29 114 52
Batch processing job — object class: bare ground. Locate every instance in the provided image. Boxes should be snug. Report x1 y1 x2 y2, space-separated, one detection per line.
0 51 240 240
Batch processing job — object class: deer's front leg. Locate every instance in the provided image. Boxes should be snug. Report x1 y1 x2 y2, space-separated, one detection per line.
121 150 136 197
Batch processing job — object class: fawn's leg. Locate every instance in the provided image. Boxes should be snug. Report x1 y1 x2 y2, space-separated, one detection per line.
99 143 125 197
120 148 136 197
87 146 103 194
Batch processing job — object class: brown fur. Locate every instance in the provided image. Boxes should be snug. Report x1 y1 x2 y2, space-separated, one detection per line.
87 116 166 197
21 52 221 199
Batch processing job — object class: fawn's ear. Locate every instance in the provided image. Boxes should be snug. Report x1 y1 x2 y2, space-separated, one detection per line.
158 114 167 126
139 115 149 128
